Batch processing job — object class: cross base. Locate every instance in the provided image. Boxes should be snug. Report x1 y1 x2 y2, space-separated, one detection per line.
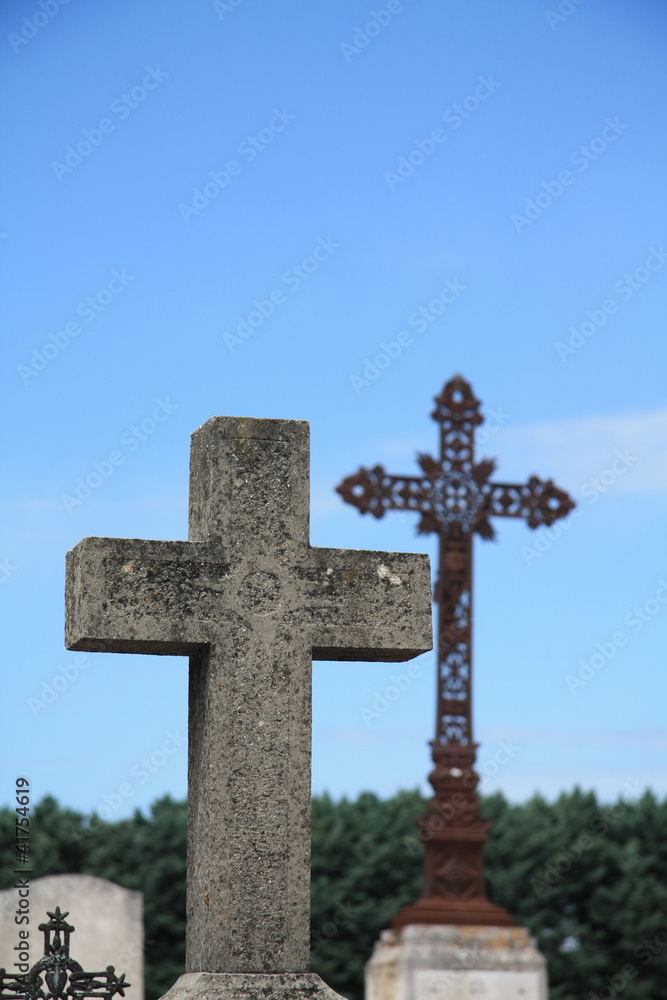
158 974 348 1000
366 925 547 1000
392 898 515 928
392 744 515 929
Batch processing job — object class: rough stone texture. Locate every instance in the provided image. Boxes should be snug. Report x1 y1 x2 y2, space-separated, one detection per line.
366 926 547 1000
0 875 143 1000
65 417 432 977
158 973 346 1000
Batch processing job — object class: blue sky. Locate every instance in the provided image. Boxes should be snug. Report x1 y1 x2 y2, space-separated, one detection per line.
2 0 667 821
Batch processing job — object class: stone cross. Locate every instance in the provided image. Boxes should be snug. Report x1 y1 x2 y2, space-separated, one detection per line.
65 417 432 977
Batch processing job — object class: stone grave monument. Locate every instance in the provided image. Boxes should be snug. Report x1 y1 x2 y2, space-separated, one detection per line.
64 415 433 1000
337 376 574 1000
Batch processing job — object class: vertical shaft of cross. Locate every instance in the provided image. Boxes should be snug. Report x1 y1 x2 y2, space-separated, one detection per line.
185 419 312 974
400 520 504 925
432 377 478 750
186 639 314 973
436 531 473 747
403 522 508 926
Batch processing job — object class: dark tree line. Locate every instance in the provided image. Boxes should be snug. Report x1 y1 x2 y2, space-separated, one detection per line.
2 788 667 1000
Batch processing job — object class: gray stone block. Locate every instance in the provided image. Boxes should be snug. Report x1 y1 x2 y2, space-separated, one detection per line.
366 925 547 1000
159 973 347 1000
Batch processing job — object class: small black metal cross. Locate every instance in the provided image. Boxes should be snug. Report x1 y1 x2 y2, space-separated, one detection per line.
0 907 130 1000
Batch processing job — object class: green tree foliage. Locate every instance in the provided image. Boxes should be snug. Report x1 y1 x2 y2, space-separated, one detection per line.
310 790 425 995
482 788 667 1000
81 797 187 999
3 789 667 1000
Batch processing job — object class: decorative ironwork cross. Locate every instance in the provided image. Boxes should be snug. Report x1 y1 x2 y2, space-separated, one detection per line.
336 375 574 926
0 907 130 1000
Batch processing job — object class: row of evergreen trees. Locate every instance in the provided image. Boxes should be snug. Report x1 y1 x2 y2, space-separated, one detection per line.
2 789 667 1000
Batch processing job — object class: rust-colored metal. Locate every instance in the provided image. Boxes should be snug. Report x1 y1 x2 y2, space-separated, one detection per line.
336 375 575 927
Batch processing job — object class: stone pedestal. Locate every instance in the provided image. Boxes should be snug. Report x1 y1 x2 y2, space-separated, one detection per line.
366 925 547 1000
159 973 347 1000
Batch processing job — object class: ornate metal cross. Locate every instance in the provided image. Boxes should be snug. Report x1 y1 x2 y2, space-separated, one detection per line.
0 907 129 1000
336 375 574 926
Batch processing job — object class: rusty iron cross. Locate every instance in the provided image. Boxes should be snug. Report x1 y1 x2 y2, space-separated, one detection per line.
337 375 575 926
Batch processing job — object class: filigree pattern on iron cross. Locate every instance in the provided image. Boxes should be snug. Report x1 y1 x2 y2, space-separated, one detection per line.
336 375 574 926
0 907 130 1000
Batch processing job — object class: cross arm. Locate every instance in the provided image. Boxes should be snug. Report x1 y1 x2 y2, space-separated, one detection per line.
65 536 229 654
336 465 427 519
304 546 433 661
486 477 575 528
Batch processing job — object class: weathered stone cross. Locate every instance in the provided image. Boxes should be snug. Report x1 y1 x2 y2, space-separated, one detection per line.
65 417 432 982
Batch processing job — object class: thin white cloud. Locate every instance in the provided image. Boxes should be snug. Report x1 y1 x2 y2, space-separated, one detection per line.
322 729 404 745
360 406 667 497
482 726 667 752
489 408 667 494
483 768 663 805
